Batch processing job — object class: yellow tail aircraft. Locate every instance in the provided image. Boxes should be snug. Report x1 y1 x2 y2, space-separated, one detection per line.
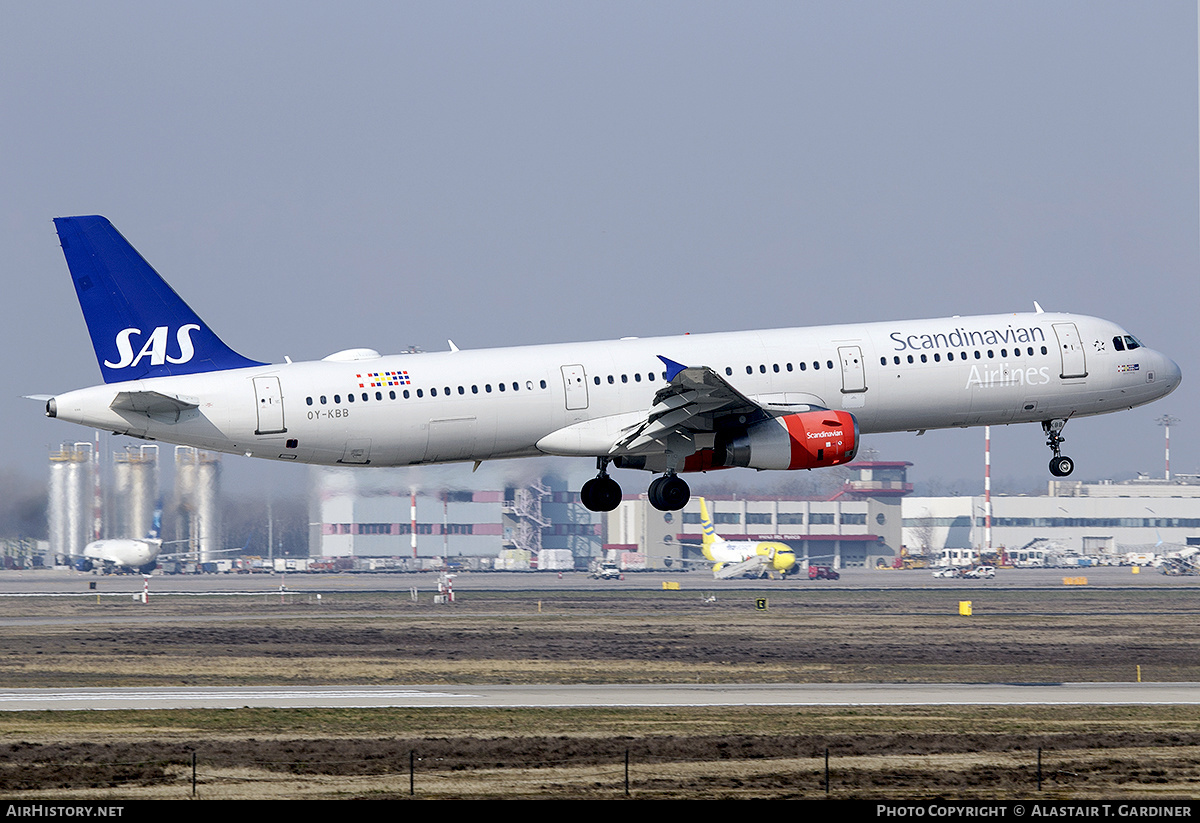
698 497 797 577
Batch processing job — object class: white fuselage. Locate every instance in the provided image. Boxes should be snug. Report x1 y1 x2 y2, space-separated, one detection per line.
83 538 161 569
49 312 1180 468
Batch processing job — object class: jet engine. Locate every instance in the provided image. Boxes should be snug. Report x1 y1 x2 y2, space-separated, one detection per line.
614 410 858 474
692 410 858 471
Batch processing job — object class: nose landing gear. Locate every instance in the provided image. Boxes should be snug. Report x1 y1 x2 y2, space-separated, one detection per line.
1043 419 1074 477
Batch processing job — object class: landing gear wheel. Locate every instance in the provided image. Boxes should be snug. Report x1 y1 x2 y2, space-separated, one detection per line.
1042 419 1074 478
648 474 690 511
580 475 622 512
1049 455 1074 477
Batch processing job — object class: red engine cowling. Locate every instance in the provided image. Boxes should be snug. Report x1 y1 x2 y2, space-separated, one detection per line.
703 410 858 471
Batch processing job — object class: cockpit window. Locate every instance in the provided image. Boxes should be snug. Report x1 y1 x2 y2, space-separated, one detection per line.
1112 336 1125 352
1123 335 1141 350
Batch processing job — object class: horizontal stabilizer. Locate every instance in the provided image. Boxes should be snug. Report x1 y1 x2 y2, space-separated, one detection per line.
110 390 200 418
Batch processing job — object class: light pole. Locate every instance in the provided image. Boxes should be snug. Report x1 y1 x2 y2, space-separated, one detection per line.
1156 415 1180 481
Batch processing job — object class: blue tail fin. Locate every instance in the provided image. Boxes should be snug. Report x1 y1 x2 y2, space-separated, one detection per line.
147 506 163 541
54 215 265 383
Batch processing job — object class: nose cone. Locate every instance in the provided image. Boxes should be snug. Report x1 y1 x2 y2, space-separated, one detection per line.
1160 353 1182 395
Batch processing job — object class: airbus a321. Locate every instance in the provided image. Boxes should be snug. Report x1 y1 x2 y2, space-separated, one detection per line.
41 216 1181 512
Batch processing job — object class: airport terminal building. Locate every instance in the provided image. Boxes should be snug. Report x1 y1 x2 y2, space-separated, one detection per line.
308 461 603 564
304 457 1200 570
904 476 1200 561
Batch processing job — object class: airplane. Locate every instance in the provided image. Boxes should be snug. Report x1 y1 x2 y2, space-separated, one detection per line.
695 497 797 577
41 216 1181 513
75 508 249 574
75 510 163 574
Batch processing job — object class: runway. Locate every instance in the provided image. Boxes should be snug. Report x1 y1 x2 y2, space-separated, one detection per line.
1 682 1197 710
0 566 1196 594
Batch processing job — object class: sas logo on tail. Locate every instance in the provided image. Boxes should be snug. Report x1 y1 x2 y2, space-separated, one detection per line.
105 325 201 369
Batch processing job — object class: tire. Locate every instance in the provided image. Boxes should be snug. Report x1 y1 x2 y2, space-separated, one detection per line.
1049 455 1074 477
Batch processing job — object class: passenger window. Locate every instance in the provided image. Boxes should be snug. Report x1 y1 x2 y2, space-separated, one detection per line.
416 389 423 398
540 380 547 388
320 396 327 405
799 362 807 370
459 386 465 395
907 355 913 364
512 382 519 391
813 361 820 370
759 365 766 373
472 385 479 394
786 363 793 372
933 353 940 362
334 394 341 403
634 373 641 382
403 390 410 399
621 375 628 383
594 376 600 385
375 392 382 400
920 354 927 363
485 384 491 393
362 393 368 401
429 389 436 397
607 375 614 384
725 367 733 376
498 383 505 392
746 366 753 375
306 397 313 406
389 391 396 399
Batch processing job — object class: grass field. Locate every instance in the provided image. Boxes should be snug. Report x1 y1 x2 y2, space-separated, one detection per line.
0 587 1198 798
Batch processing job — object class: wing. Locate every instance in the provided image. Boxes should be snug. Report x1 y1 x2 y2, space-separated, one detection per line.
534 356 829 460
609 356 821 455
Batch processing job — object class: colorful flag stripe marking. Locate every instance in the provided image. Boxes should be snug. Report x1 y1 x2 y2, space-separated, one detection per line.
356 371 411 388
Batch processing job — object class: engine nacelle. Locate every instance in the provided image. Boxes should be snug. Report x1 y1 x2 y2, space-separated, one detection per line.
710 410 858 471
614 410 859 473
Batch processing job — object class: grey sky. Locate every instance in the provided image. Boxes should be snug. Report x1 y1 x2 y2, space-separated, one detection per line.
1 1 1195 497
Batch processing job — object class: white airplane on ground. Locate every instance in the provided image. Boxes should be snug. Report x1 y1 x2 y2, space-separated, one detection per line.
41 216 1181 512
696 497 796 577
75 510 163 574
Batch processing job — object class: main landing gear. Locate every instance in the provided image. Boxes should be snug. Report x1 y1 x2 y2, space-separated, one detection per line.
647 473 690 512
579 458 622 512
578 460 692 513
1043 419 1074 477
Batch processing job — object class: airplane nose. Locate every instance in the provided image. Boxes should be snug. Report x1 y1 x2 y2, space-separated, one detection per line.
1160 353 1182 393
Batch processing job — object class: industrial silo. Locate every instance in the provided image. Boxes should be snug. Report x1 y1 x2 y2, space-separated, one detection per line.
173 446 221 563
48 442 93 559
112 446 158 538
